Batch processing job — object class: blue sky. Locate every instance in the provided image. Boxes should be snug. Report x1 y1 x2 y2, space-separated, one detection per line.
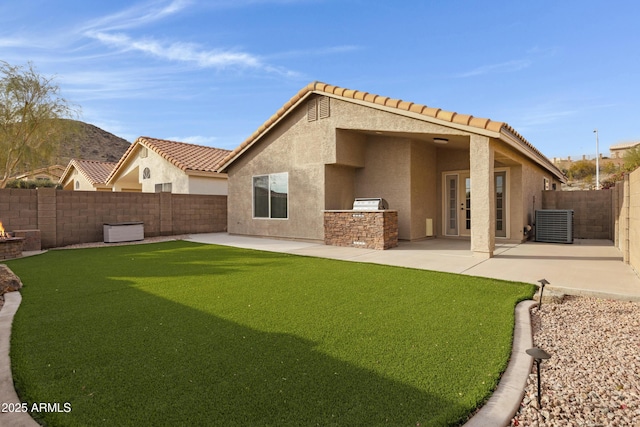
2 0 638 159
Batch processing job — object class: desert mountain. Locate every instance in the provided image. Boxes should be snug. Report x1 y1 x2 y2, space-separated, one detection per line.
57 120 131 165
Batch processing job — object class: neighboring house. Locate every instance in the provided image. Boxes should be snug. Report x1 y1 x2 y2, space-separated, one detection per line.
610 141 640 159
218 82 566 258
59 159 117 191
14 165 66 182
106 137 230 194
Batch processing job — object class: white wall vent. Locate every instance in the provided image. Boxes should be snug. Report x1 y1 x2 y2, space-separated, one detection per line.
535 210 574 243
139 147 148 158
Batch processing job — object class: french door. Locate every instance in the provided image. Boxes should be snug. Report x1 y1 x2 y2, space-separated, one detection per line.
444 171 506 237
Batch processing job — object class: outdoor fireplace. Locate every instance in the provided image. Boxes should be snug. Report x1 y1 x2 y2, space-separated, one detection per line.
0 221 24 260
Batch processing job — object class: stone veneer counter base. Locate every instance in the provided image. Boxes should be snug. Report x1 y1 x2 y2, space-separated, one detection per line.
323 210 398 250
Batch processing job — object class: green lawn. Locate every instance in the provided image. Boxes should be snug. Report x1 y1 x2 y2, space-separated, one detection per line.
5 241 534 426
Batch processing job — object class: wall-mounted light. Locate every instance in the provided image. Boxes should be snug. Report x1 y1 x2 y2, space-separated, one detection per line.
433 137 449 144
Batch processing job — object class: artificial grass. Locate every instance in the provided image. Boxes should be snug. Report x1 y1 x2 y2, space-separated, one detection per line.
6 241 534 426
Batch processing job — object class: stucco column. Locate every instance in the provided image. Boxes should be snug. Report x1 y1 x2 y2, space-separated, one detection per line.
470 135 495 258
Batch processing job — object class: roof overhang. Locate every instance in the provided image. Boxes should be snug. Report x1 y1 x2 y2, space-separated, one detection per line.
106 140 142 185
218 81 567 183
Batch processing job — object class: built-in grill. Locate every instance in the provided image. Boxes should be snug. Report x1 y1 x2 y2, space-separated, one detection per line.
352 198 389 211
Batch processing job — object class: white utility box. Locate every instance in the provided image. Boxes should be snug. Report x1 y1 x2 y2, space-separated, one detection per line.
103 222 144 243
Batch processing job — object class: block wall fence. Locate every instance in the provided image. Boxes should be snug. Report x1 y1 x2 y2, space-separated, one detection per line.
541 189 613 240
542 170 640 277
0 188 227 249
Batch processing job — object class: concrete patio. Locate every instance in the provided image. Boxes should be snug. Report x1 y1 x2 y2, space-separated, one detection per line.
187 233 640 301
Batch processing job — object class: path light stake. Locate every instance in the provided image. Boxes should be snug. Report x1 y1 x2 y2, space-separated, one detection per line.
537 278 549 311
526 347 551 408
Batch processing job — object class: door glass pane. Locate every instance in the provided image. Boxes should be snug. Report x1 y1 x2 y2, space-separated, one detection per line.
465 178 471 230
495 172 506 237
446 175 457 235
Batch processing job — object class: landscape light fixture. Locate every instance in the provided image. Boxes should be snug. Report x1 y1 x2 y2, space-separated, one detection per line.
537 278 549 311
526 347 551 408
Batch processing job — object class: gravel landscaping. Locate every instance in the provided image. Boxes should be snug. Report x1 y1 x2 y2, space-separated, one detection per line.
510 296 640 426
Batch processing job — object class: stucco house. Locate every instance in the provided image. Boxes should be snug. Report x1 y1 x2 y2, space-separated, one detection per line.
218 82 566 258
59 159 116 191
106 137 231 194
610 141 640 159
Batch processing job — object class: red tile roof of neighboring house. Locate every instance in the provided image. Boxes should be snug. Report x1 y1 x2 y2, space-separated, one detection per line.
140 137 232 172
106 137 232 183
218 81 564 180
61 159 116 185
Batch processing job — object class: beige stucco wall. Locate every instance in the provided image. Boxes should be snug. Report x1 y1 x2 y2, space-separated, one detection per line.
324 165 355 210
410 141 437 239
62 169 96 191
627 170 640 270
497 142 563 242
188 175 228 195
227 105 327 241
140 148 189 193
354 136 411 239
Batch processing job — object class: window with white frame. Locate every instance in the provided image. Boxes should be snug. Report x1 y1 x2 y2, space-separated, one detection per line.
155 183 172 193
253 173 288 219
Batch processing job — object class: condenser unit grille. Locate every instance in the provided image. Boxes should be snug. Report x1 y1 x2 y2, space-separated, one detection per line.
535 210 574 243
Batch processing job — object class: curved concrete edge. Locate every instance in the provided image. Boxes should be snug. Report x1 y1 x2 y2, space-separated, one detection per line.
0 292 40 427
463 299 536 427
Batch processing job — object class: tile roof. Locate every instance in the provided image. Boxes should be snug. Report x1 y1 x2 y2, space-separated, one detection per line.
107 137 232 183
218 81 564 180
61 159 116 185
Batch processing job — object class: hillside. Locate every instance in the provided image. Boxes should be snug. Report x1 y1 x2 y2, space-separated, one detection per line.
57 120 131 164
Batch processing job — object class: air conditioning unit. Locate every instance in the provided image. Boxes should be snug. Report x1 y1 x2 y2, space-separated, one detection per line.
535 210 574 243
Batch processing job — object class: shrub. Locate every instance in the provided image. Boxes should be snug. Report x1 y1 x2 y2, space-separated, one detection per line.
5 178 60 189
566 160 596 180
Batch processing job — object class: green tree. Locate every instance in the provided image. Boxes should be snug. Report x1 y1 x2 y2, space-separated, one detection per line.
0 61 79 188
623 146 640 172
566 159 596 180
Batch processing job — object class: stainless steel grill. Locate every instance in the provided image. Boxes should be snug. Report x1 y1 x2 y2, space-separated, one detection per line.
352 198 389 210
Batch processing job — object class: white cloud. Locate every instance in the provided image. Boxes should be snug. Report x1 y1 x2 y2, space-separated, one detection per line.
0 37 29 48
455 59 532 78
79 0 191 33
80 1 296 74
87 31 263 69
266 45 360 60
